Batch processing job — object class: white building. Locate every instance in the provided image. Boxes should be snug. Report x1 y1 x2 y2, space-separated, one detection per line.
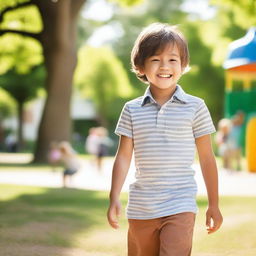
3 94 96 141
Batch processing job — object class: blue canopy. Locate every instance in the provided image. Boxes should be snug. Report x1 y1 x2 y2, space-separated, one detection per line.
223 27 256 69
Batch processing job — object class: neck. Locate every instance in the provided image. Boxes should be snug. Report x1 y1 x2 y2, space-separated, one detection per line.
149 85 177 106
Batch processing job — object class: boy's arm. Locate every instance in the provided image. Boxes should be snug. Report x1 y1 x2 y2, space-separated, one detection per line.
107 135 133 229
195 134 223 234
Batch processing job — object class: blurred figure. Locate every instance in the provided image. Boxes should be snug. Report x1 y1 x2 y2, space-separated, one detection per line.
96 127 113 172
85 127 100 170
58 141 81 187
85 127 100 156
227 111 245 171
215 118 232 169
47 141 61 172
5 132 17 152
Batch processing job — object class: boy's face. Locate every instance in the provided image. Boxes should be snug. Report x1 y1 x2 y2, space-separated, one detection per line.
139 43 183 91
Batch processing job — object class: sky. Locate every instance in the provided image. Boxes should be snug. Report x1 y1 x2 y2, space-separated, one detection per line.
82 0 114 22
82 0 216 47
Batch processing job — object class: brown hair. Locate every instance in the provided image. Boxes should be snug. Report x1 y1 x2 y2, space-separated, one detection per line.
131 23 190 83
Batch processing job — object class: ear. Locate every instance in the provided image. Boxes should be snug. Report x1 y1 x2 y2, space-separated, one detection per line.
137 67 145 76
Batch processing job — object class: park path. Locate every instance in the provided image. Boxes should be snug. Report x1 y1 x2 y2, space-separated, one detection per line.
0 154 256 196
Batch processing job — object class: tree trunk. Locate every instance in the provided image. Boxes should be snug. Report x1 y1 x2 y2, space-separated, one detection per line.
33 0 86 162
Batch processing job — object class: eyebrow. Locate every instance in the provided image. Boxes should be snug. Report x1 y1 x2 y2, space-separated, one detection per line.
151 53 179 57
169 53 179 57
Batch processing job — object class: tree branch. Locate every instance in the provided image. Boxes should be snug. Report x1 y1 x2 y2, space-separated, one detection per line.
0 29 42 42
0 0 36 23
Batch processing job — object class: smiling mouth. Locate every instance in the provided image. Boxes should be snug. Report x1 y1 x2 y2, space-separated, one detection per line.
158 74 172 78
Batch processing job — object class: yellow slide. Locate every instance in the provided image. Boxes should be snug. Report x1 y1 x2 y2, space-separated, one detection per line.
246 117 256 172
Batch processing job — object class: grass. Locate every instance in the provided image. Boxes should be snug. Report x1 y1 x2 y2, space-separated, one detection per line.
0 184 256 256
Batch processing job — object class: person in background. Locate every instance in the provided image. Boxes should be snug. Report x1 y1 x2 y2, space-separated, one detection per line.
58 141 81 188
215 118 232 169
85 127 100 168
96 127 113 172
47 141 61 172
228 111 245 171
85 127 100 155
5 132 17 152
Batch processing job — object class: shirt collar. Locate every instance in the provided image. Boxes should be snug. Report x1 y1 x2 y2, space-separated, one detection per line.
141 87 157 106
141 84 188 106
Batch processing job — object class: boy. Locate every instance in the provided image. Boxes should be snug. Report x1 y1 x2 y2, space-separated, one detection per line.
107 23 223 256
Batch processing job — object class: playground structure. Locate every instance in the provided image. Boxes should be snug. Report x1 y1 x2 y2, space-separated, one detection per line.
223 27 256 172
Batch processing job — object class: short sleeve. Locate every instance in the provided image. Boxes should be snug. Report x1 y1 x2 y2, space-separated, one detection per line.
115 103 133 138
192 100 216 138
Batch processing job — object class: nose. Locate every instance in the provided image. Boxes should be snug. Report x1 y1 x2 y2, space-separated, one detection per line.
159 60 170 70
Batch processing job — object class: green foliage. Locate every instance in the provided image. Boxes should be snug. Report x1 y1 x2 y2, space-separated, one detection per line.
0 5 42 32
109 0 143 7
0 88 16 120
180 23 224 122
0 0 30 10
0 34 42 74
0 0 43 74
211 0 256 29
0 65 45 104
75 46 133 126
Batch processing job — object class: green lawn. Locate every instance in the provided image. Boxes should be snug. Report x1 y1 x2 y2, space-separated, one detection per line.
0 184 255 256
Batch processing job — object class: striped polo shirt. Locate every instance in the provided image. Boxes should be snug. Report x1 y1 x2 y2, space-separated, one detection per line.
115 84 216 220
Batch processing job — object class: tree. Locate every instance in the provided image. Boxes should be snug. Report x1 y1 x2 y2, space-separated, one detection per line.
0 0 86 162
211 0 256 29
75 46 133 128
0 0 138 162
0 89 15 121
0 65 45 149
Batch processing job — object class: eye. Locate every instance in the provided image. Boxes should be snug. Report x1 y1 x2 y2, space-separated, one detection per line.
170 59 177 62
151 58 159 62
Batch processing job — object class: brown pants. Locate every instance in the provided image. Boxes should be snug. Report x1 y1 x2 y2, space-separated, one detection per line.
128 212 196 256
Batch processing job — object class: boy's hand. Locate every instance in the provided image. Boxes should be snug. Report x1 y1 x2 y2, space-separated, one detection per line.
206 206 223 234
107 199 122 229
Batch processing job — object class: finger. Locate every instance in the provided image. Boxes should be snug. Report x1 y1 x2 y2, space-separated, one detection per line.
107 209 120 229
207 220 222 234
207 226 216 233
206 214 211 229
109 219 120 229
108 216 119 229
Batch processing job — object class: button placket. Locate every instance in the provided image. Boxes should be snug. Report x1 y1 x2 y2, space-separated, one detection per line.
156 106 165 129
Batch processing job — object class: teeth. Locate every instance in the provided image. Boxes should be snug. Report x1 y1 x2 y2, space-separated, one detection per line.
158 74 171 78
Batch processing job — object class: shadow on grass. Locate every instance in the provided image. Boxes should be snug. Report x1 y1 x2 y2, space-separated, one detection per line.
0 185 122 255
